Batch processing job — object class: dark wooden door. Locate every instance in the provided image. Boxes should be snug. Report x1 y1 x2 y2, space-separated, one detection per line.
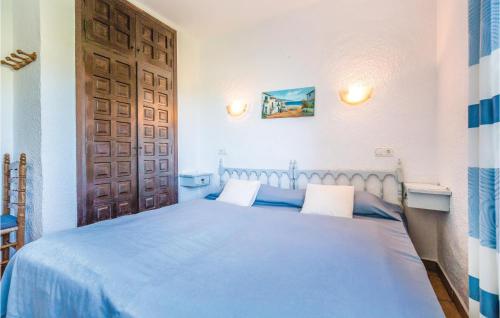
136 15 177 210
81 0 138 224
77 0 177 225
83 46 138 223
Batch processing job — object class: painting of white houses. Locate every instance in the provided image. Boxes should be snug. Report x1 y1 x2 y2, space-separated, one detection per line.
261 87 315 119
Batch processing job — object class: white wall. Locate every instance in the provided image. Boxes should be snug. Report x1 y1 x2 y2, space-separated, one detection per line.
0 0 12 205
1 0 77 237
0 0 14 158
39 0 77 233
1 0 44 241
436 0 469 306
196 0 438 185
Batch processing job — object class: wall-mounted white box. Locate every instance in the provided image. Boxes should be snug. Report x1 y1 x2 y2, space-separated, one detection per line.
404 183 452 212
179 173 212 188
375 147 394 157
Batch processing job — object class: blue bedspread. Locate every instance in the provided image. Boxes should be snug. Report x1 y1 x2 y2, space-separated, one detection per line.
1 200 443 317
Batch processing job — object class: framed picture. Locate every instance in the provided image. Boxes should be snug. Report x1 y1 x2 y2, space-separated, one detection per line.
261 87 315 119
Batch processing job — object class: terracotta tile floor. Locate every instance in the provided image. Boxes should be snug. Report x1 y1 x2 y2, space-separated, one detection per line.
427 271 462 318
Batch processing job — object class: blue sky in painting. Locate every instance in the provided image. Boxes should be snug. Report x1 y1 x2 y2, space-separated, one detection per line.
264 87 315 101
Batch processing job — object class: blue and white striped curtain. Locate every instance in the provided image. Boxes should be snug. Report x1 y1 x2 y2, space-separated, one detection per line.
468 0 500 317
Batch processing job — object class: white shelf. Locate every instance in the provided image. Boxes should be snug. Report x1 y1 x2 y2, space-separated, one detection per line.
179 172 212 188
404 183 451 212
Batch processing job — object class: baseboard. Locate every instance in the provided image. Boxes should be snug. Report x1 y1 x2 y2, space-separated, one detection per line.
422 259 468 318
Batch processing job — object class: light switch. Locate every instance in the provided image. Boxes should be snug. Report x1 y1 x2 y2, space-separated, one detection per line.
375 147 394 157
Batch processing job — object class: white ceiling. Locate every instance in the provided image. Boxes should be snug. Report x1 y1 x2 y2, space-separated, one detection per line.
137 0 321 38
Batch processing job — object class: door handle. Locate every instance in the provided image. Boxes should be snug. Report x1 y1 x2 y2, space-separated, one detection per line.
133 146 143 155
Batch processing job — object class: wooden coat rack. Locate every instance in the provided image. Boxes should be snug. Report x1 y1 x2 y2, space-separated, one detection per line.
1 50 37 70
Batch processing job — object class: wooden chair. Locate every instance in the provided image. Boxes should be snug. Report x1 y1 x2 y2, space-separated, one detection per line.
1 153 26 277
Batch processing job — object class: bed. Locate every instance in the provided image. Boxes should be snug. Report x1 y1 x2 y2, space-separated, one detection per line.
0 161 444 318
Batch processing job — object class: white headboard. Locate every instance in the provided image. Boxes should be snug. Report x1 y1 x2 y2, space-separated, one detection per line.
218 160 404 205
218 160 296 190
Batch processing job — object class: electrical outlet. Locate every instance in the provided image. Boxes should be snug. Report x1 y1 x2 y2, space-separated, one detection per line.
375 147 394 157
218 149 227 156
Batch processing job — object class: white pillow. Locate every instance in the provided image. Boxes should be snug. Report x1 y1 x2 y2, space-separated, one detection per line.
216 179 261 207
301 184 355 218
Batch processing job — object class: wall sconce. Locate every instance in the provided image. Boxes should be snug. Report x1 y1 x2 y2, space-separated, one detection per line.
339 84 373 106
226 101 248 117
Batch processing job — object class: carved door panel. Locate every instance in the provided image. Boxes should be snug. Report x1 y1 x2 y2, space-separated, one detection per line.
84 46 138 223
83 0 136 56
136 16 175 69
137 62 177 211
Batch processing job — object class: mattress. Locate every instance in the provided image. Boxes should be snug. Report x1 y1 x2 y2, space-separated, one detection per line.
1 199 443 318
